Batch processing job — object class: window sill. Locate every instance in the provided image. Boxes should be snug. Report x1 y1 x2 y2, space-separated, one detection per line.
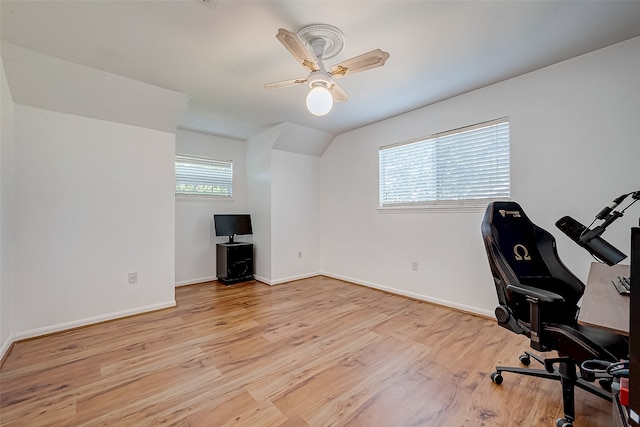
176 194 234 203
378 199 509 214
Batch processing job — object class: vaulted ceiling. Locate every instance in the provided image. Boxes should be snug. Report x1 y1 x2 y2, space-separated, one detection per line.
2 0 640 140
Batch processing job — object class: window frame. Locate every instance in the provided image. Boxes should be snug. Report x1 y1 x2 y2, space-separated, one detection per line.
378 118 511 213
175 153 234 201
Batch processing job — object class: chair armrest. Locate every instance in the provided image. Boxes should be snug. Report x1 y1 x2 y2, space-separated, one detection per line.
506 283 565 351
506 283 565 304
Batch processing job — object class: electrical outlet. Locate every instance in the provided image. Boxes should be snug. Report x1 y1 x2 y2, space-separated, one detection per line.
298 251 303 259
128 272 138 284
412 262 419 271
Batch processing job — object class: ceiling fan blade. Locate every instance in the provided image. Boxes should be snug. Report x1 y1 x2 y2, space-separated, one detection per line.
276 28 319 72
329 82 349 102
330 48 390 78
264 77 307 89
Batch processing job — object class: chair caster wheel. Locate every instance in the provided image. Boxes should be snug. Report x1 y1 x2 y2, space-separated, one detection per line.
490 372 503 385
519 354 531 366
556 418 573 427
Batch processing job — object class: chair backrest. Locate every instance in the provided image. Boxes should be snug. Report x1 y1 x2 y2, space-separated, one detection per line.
481 201 585 332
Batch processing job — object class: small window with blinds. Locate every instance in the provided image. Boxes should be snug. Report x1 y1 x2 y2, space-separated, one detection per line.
379 118 510 210
175 154 233 199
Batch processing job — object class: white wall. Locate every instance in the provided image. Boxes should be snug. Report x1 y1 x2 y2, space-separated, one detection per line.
320 37 640 317
176 124 325 286
271 149 321 283
246 127 277 283
175 129 248 286
2 43 184 134
11 105 176 338
244 124 327 285
1 58 15 356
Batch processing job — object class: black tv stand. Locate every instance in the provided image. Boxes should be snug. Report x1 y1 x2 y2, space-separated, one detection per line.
216 242 253 284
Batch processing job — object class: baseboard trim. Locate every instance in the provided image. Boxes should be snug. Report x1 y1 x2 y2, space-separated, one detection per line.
239 271 493 319
0 335 15 368
321 271 494 319
251 272 323 286
270 272 322 285
253 275 271 285
10 300 177 343
175 275 218 287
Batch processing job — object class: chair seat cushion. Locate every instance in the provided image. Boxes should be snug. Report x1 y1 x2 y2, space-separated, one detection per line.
576 324 629 360
547 323 629 362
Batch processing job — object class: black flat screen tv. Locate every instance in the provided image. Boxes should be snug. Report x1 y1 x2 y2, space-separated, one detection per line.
214 214 253 243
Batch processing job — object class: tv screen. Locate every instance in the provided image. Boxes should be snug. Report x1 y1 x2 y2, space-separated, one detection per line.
214 214 253 243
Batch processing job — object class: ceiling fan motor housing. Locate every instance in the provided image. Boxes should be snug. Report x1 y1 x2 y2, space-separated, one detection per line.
307 70 333 89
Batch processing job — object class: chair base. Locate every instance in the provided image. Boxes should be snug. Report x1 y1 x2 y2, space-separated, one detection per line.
491 351 612 425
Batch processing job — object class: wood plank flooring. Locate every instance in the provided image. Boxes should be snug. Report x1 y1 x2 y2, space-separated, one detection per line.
0 276 613 426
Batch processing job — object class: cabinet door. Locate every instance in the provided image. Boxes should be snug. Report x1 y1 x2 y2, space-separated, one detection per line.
227 245 252 278
217 244 253 282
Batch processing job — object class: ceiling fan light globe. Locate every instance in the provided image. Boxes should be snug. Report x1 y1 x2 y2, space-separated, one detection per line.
306 86 333 116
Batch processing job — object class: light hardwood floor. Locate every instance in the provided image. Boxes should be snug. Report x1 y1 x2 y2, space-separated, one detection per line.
0 277 612 426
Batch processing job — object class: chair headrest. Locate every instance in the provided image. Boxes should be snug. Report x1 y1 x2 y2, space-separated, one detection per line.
486 201 532 228
483 201 551 279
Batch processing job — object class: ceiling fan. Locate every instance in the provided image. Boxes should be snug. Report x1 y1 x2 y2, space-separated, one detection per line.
265 24 390 116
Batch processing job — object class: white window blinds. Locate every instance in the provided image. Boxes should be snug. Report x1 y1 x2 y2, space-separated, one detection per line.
379 118 510 208
175 154 233 198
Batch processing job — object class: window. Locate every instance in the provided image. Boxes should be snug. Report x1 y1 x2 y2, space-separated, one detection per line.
175 154 233 198
379 118 510 210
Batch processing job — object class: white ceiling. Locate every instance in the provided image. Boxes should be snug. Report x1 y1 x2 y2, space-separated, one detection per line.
2 0 640 140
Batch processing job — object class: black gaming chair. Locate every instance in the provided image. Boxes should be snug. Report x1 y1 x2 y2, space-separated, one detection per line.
481 201 628 427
